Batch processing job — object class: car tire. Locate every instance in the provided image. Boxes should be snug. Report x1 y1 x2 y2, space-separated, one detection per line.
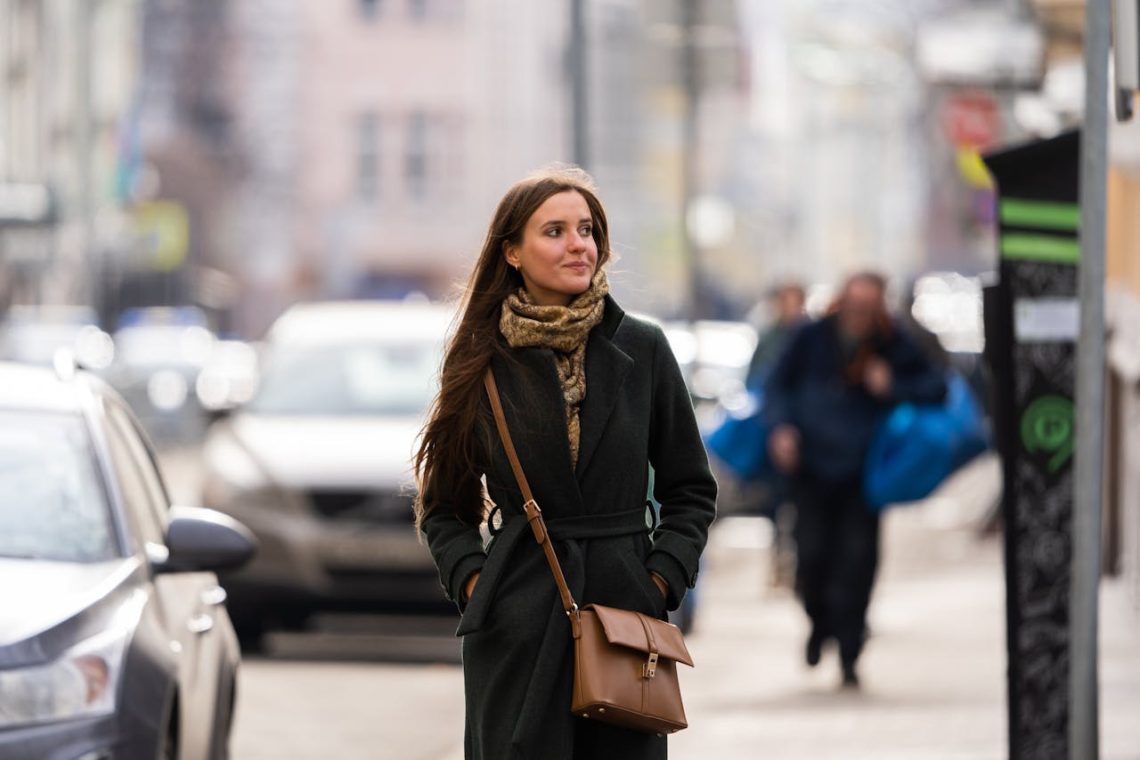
160 705 179 760
229 610 266 654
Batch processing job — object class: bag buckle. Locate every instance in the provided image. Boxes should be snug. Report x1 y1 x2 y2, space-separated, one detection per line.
642 651 659 679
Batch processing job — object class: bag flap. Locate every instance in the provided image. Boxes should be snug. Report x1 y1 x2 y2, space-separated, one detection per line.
586 605 694 667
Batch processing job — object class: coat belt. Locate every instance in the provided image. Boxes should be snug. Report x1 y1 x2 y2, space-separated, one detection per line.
455 505 653 640
488 504 654 539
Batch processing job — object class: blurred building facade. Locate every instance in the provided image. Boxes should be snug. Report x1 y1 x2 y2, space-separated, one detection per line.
0 0 141 317
131 0 577 337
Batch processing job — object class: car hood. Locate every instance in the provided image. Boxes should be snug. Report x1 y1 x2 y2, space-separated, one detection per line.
222 413 422 490
0 557 141 656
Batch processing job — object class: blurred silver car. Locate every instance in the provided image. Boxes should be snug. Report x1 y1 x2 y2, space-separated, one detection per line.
200 300 454 646
0 361 256 760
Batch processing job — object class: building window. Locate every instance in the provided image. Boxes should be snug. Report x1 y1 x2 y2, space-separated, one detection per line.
405 112 428 200
406 0 460 24
359 0 382 21
357 112 380 201
404 111 461 203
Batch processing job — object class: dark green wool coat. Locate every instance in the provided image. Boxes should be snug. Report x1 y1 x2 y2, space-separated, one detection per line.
422 296 717 760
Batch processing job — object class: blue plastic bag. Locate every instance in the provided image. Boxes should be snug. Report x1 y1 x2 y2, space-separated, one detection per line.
704 391 771 483
863 372 989 510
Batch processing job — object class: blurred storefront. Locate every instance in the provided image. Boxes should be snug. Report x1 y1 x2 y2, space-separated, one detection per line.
0 0 141 318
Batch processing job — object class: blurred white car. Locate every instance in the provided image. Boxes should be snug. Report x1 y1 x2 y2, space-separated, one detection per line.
105 307 218 445
0 305 114 370
200 300 455 647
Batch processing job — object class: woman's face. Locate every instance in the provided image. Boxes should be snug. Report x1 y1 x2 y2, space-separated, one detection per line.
504 190 598 307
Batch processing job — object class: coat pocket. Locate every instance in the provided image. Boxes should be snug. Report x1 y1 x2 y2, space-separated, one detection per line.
619 537 668 619
455 521 526 637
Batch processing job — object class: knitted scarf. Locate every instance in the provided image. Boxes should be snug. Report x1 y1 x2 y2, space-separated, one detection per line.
499 269 609 469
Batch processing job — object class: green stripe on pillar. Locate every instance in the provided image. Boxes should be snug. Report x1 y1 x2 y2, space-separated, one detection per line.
1000 199 1081 231
1001 233 1081 263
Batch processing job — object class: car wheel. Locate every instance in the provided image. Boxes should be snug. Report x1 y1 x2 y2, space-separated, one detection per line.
229 610 266 654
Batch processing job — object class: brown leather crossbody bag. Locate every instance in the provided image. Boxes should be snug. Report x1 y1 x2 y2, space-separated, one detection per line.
483 370 694 736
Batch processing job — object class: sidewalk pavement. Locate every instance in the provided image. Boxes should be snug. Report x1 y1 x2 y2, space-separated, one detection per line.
671 454 1140 760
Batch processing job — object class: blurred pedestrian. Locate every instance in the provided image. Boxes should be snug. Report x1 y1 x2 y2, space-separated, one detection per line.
745 282 807 390
764 272 946 687
414 166 716 759
744 282 806 590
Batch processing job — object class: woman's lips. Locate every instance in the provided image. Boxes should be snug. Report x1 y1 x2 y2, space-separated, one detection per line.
564 262 590 272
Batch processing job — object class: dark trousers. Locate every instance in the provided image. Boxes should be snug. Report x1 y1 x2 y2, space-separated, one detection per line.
792 476 881 666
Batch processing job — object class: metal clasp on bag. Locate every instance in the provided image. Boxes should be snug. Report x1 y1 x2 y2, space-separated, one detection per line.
642 651 659 679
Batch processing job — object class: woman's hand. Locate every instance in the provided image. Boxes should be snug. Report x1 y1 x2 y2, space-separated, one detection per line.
650 571 669 600
463 571 481 603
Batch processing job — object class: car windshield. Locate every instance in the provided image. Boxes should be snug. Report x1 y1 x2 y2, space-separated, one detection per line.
0 411 117 562
248 341 441 416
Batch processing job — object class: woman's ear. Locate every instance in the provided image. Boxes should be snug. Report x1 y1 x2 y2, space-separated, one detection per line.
502 242 520 270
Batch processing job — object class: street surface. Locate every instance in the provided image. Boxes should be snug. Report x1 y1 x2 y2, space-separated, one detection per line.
161 451 1140 759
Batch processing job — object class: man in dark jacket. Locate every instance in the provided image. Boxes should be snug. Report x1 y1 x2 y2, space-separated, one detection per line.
764 272 946 687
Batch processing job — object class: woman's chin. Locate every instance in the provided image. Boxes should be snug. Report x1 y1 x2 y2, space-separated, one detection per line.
561 273 594 296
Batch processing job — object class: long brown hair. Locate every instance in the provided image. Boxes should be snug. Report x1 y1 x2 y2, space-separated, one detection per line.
413 165 612 529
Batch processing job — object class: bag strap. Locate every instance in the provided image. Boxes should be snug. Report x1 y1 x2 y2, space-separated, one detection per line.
483 369 579 616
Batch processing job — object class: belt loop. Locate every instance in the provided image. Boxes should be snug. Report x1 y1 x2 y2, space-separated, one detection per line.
644 500 659 532
487 505 504 536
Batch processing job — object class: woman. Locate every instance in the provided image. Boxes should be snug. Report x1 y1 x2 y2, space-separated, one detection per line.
414 166 716 760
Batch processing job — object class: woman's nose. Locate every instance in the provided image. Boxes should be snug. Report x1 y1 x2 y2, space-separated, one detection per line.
568 230 588 252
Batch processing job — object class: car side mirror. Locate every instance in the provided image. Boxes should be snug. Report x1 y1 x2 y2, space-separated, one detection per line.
154 506 258 574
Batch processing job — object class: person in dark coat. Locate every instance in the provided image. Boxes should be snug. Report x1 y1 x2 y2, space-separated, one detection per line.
745 282 807 390
764 271 945 687
414 166 717 760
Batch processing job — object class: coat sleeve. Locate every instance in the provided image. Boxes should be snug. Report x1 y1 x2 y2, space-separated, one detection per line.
419 469 486 611
645 325 718 611
886 328 948 406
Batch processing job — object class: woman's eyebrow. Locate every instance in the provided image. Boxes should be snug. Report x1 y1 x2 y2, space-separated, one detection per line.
539 216 592 228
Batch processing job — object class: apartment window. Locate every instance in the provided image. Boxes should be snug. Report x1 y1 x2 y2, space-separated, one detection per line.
406 0 460 24
356 112 380 201
405 112 429 200
404 111 461 203
359 0 382 21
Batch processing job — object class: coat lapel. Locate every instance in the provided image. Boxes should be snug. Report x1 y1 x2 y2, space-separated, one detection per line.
574 303 633 479
490 347 584 511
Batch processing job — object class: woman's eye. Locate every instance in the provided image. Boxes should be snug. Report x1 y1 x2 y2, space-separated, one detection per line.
546 228 561 237
579 226 592 237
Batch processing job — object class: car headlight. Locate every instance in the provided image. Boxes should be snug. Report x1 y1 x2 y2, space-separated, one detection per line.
0 627 129 728
201 431 285 513
203 432 267 492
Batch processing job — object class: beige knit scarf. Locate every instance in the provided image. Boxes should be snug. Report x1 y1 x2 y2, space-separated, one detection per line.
499 269 609 469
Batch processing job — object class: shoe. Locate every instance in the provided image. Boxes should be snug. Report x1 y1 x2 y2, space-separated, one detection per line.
805 631 823 668
840 661 860 689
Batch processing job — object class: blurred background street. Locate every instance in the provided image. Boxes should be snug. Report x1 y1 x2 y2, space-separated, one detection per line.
4 0 1140 758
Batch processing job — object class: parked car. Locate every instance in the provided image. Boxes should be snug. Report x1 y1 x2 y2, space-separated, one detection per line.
200 300 455 647
104 307 217 446
0 361 256 760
